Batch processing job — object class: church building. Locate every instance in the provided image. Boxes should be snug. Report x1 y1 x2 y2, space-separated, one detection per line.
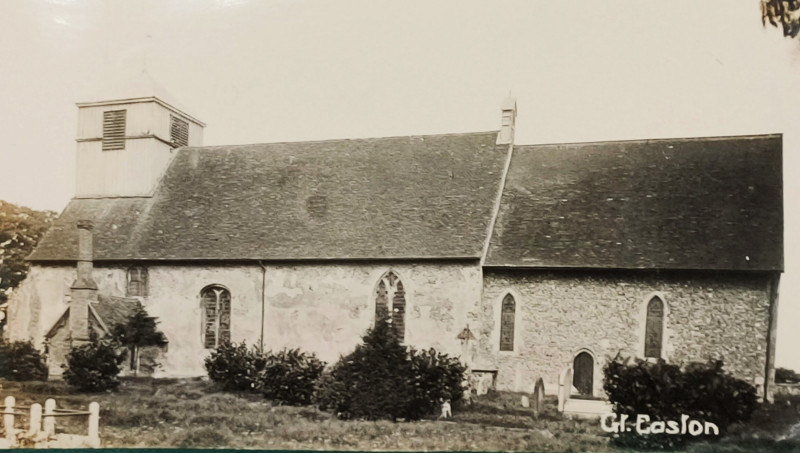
5 92 783 401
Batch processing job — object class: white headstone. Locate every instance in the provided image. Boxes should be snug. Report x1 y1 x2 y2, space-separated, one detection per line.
558 367 573 412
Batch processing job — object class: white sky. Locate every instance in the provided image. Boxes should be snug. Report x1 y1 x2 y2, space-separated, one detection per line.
1 0 799 369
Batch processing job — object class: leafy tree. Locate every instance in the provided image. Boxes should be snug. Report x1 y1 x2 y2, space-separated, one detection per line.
776 367 800 384
110 305 168 376
762 0 800 38
0 200 56 304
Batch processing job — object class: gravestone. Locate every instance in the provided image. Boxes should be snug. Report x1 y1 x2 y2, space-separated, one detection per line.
533 377 545 417
520 395 530 408
557 367 573 412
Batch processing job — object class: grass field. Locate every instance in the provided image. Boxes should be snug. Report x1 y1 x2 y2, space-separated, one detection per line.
1 378 799 451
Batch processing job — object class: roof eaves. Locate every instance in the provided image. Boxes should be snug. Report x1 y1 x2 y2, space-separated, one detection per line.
44 308 70 339
88 303 111 336
28 255 483 264
481 263 784 273
76 96 206 127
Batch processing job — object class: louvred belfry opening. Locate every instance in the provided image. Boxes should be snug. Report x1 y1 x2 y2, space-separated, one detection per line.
102 109 126 151
170 114 189 148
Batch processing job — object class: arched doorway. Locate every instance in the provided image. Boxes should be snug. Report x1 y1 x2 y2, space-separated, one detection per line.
573 351 594 396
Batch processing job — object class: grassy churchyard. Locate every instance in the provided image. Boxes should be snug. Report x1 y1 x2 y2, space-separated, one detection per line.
1 378 800 451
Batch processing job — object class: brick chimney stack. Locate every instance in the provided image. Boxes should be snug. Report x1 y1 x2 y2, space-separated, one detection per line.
69 219 97 345
496 97 517 145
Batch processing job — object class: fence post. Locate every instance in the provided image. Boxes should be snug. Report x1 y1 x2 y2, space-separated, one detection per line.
29 403 42 436
43 399 56 436
87 402 100 448
3 396 15 446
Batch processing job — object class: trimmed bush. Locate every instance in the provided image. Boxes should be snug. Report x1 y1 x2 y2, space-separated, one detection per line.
407 347 467 418
63 338 124 392
0 339 48 381
603 356 757 450
259 348 325 405
204 342 266 391
316 317 466 421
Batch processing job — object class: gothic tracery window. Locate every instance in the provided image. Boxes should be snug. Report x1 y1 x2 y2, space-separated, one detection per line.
500 294 515 351
644 296 665 358
375 271 406 342
201 285 231 349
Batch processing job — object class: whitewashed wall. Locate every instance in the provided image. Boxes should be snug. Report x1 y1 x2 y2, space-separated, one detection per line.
7 262 483 377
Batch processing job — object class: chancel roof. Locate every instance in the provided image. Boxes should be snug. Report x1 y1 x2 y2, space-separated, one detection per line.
485 134 783 271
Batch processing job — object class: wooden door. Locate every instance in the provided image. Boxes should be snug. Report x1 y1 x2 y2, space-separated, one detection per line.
573 352 594 396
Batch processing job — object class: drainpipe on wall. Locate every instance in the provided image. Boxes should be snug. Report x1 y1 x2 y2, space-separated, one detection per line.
258 261 266 353
764 273 780 403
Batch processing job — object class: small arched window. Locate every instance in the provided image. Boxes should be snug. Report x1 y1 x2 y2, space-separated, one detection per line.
201 285 231 349
375 271 406 342
126 267 148 297
644 296 665 358
500 294 515 351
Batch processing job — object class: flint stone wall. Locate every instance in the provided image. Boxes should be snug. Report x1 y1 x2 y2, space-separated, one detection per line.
480 270 774 396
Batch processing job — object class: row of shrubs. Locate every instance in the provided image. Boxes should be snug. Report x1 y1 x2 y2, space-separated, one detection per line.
0 327 765 449
205 318 467 420
0 336 126 391
206 343 325 405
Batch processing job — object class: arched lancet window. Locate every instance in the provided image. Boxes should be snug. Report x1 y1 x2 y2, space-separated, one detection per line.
644 296 665 358
500 294 515 351
126 267 148 297
201 285 231 349
375 271 406 342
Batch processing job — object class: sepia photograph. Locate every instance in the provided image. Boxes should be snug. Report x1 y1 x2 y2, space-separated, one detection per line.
0 0 799 451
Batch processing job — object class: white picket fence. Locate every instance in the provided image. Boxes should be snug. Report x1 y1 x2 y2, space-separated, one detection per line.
1 396 100 448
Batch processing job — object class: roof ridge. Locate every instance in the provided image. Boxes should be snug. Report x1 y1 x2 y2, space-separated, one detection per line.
515 133 782 149
182 130 500 151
